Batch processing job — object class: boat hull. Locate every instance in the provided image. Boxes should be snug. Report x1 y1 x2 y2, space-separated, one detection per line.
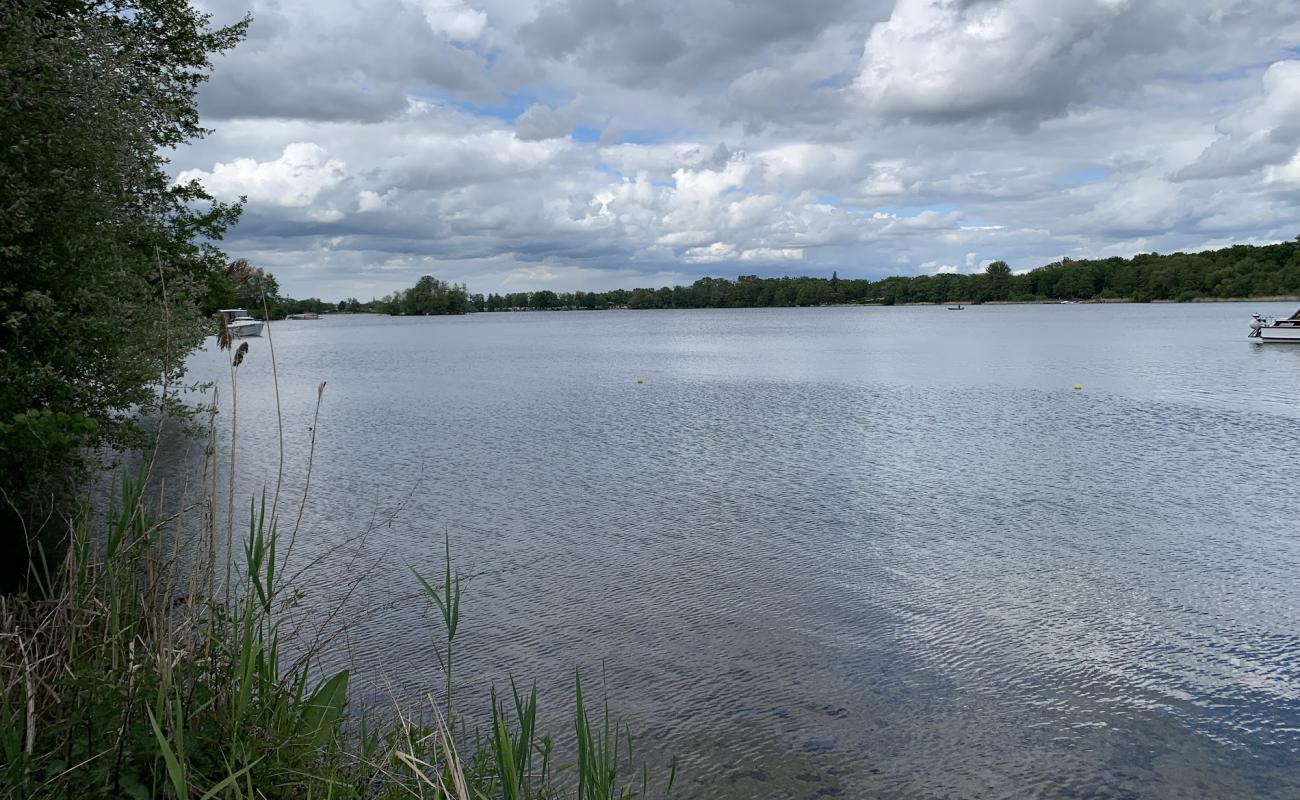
229 320 264 338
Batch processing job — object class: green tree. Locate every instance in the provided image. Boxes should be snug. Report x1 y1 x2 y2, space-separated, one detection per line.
1 0 247 584
985 260 1012 300
388 275 470 315
212 258 281 316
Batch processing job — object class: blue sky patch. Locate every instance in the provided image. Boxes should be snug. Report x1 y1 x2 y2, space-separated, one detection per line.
1054 168 1109 187
572 125 603 143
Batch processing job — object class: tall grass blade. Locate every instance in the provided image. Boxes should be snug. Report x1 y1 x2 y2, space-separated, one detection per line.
300 669 349 748
146 704 187 800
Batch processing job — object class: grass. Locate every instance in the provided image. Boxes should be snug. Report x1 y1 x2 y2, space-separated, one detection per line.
1 328 674 799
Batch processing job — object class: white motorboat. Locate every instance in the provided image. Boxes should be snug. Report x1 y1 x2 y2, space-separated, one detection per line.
217 308 264 338
1248 309 1300 342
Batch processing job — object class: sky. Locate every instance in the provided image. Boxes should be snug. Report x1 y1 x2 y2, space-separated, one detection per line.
174 0 1300 300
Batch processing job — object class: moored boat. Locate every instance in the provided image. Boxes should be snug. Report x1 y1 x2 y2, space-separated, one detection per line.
217 308 264 338
1248 309 1300 342
286 312 321 320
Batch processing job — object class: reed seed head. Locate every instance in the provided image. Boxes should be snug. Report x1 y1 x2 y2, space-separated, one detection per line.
215 313 232 351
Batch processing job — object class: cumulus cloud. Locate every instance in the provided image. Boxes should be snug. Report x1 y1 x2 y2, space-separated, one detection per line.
519 1 685 87
857 0 1151 124
414 0 487 42
518 0 889 98
515 100 582 141
684 243 738 263
357 189 396 212
1178 60 1300 181
196 0 495 122
922 260 959 274
1264 152 1300 186
177 142 347 208
741 247 804 261
853 0 1299 127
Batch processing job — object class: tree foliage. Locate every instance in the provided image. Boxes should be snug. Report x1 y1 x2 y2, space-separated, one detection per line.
468 239 1300 311
378 275 471 315
203 258 281 316
0 0 246 572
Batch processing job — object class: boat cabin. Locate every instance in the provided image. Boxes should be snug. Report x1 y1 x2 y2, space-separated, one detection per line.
1263 308 1300 328
217 308 253 323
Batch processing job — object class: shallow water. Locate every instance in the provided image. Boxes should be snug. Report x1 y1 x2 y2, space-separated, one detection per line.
171 303 1300 798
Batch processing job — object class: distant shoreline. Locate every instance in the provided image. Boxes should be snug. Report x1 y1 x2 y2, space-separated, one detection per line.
461 296 1300 312
328 295 1300 317
909 295 1300 306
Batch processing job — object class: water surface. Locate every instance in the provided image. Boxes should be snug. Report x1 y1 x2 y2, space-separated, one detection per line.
172 303 1300 798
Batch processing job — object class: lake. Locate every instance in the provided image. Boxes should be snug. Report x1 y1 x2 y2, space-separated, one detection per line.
167 302 1300 799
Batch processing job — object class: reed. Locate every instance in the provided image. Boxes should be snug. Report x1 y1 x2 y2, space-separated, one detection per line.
0 334 674 799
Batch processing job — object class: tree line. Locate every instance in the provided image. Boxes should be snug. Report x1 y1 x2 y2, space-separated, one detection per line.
334 238 1300 314
212 237 1300 321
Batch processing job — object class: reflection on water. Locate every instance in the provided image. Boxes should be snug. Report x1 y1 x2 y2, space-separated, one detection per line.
161 303 1300 798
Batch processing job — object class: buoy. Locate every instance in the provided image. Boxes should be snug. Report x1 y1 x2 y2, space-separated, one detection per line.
636 378 645 384
1074 384 1082 392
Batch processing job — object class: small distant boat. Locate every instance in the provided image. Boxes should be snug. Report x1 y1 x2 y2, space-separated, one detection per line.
1249 309 1300 342
286 312 321 320
217 308 264 338
947 304 965 310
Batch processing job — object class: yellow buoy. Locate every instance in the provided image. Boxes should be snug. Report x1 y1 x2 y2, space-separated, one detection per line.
1074 384 1082 392
636 378 645 384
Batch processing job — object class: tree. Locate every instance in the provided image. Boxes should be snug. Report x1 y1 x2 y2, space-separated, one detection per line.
985 260 1012 301
385 275 470 315
1 0 247 584
208 258 281 316
985 261 1011 279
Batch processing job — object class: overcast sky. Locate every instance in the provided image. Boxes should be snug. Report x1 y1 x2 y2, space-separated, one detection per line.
175 0 1300 300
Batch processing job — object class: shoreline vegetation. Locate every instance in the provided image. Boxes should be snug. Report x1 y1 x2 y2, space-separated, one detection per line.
283 238 1300 317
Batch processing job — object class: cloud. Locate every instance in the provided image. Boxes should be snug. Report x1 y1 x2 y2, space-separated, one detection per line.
1264 152 1300 186
1177 60 1300 181
414 0 487 42
857 0 1151 124
922 260 959 274
741 247 804 261
515 100 583 141
196 0 495 122
519 0 686 87
177 142 346 208
357 189 395 212
853 0 1299 128
518 0 880 93
684 242 738 263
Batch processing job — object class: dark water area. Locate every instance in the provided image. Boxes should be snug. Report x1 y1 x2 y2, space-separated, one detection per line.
164 303 1300 798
